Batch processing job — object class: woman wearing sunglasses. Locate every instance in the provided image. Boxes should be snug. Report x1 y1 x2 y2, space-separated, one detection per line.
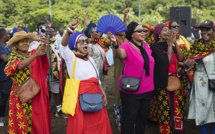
149 23 185 134
142 24 155 46
84 21 111 92
61 20 112 134
109 21 155 134
166 20 191 109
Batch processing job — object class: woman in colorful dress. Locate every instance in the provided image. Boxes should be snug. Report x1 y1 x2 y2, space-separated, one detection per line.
142 24 155 46
149 23 185 134
84 22 110 91
61 20 112 134
4 31 51 134
184 20 215 134
109 21 155 134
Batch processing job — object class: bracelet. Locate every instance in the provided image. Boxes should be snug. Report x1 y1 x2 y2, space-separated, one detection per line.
69 25 75 30
67 27 74 32
114 44 119 49
112 41 119 49
67 27 73 34
67 29 73 34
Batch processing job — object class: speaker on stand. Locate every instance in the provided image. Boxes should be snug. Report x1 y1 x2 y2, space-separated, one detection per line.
170 7 192 38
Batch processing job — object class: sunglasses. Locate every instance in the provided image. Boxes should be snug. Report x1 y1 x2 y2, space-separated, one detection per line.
134 29 148 33
171 25 180 28
77 39 90 44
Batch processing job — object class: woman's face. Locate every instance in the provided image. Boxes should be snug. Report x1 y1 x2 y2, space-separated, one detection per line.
76 36 90 54
16 38 30 53
90 27 101 39
132 25 147 42
159 27 170 41
170 21 179 34
200 27 214 41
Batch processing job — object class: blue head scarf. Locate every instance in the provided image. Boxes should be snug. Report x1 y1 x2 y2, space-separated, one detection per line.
68 32 86 50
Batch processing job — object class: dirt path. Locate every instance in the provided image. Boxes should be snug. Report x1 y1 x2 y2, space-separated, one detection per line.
0 66 206 134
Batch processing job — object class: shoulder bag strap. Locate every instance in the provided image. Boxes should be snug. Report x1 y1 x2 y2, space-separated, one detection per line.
70 56 77 79
172 52 179 76
202 58 210 78
88 59 102 93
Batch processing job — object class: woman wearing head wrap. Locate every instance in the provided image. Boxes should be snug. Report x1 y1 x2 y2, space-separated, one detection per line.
184 20 215 134
61 20 112 134
109 21 155 134
4 31 51 134
84 22 110 91
142 24 155 46
166 20 191 98
149 23 185 134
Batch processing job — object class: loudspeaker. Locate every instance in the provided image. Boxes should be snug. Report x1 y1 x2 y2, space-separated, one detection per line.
191 19 196 27
170 7 191 37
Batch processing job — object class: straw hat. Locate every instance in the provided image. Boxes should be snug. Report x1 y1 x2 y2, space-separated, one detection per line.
5 31 38 48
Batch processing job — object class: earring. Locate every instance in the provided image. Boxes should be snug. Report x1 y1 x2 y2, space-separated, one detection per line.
131 36 134 38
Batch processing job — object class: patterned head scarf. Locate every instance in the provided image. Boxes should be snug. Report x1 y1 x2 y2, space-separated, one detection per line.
165 20 176 29
142 24 154 37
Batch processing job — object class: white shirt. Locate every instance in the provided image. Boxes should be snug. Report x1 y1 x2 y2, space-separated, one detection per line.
60 44 101 84
56 34 64 41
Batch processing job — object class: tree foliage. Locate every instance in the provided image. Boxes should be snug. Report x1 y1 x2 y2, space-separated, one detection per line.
0 0 215 31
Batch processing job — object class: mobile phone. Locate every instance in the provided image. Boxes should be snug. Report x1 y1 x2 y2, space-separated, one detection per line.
47 15 52 23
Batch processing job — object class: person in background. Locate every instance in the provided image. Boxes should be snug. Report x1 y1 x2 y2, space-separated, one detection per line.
56 28 65 41
142 24 155 46
11 19 28 37
110 21 155 134
184 20 215 134
46 26 67 118
149 23 185 134
112 8 129 132
190 21 201 40
28 22 46 51
0 28 12 127
84 11 111 91
84 10 111 59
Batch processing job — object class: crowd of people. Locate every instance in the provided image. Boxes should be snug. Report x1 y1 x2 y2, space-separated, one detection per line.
0 8 215 134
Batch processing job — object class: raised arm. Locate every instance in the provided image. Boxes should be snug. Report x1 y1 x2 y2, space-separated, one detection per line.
84 10 89 27
107 32 127 59
14 19 19 29
22 19 28 33
61 20 80 46
124 9 129 26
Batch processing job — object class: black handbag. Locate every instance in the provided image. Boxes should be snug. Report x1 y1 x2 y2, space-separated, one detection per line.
202 60 215 91
120 68 144 92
